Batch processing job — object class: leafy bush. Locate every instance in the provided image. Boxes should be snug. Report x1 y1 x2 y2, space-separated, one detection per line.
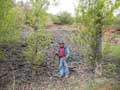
52 11 74 25
71 26 97 66
103 63 117 77
103 41 120 58
0 1 25 60
0 6 25 43
102 42 112 56
0 50 5 60
24 5 51 69
52 15 60 24
112 44 120 58
114 16 120 30
25 31 51 69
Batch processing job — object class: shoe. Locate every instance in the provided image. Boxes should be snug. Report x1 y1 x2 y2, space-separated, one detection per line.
59 75 64 78
54 73 64 78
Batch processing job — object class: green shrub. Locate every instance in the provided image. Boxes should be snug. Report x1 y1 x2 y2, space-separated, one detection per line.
24 31 51 69
112 44 120 58
103 41 120 58
0 1 25 60
112 83 120 90
114 16 120 30
0 50 5 60
71 26 97 66
0 6 25 43
52 15 61 24
52 11 74 25
102 42 112 56
103 63 117 77
24 2 52 70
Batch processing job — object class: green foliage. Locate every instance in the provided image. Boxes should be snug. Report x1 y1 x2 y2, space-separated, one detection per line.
0 7 25 43
112 83 120 90
114 16 120 30
52 15 60 24
73 0 120 66
24 0 51 69
25 30 51 68
25 33 51 70
0 0 25 60
102 42 112 56
0 50 5 60
71 26 96 65
112 44 120 58
103 41 120 58
0 0 12 22
0 0 25 43
52 12 74 25
103 63 117 77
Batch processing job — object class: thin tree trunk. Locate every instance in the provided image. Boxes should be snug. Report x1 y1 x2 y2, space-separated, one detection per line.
31 13 39 80
95 27 103 77
96 27 102 63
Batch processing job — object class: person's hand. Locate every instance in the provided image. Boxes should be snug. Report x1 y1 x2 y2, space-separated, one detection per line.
55 52 58 56
53 50 58 56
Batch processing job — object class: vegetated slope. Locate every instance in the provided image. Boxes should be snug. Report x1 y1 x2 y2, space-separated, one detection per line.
0 25 119 90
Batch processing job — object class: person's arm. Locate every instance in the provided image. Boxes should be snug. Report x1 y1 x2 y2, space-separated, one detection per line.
55 48 59 56
66 48 70 59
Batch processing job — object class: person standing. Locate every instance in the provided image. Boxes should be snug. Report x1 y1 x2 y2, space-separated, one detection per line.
55 41 70 78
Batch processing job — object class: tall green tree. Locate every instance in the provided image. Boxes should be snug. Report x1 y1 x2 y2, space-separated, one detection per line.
74 0 120 68
0 0 13 42
25 0 52 70
0 0 25 43
0 0 25 59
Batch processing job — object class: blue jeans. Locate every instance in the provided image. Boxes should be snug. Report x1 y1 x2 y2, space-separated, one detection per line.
59 57 70 77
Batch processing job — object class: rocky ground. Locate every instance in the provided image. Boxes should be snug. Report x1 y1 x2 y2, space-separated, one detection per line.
0 25 120 90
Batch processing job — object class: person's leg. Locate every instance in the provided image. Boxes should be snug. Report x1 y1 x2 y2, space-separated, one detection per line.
63 60 70 77
59 58 64 77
